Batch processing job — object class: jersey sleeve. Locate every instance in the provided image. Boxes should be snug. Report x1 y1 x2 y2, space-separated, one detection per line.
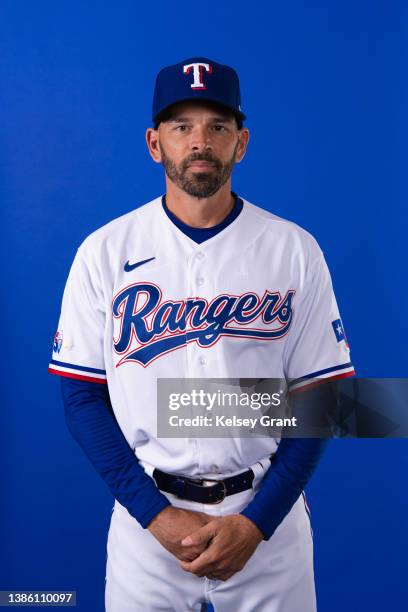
48 245 107 384
284 251 355 392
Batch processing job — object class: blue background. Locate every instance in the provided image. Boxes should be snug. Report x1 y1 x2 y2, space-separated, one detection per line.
1 1 407 610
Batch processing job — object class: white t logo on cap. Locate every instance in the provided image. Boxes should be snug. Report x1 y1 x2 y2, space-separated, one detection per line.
183 63 212 90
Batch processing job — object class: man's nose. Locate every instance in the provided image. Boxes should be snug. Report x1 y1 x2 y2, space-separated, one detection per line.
190 126 212 151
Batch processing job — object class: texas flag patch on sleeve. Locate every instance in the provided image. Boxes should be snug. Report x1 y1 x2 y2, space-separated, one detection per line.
332 318 349 348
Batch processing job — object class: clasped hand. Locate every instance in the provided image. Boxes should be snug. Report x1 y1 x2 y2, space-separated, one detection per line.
148 507 263 582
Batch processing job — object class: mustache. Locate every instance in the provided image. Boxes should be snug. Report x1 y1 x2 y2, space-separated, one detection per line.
181 153 222 171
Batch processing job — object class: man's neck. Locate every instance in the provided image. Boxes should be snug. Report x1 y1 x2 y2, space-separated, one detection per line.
164 180 234 228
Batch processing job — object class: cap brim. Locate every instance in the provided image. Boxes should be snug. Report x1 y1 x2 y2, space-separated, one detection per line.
153 96 246 125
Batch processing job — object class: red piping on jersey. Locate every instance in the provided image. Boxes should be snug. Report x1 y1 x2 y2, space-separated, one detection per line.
289 369 356 395
48 367 107 385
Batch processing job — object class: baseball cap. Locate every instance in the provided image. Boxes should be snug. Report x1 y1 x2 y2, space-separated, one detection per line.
152 57 246 126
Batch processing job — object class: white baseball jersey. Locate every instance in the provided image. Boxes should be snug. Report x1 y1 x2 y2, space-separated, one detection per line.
49 196 354 478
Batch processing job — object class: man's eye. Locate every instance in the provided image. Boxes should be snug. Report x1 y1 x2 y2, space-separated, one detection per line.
175 125 189 132
213 125 227 132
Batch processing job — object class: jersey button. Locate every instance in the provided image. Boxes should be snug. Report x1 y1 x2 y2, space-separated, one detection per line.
195 252 204 260
199 356 207 366
197 277 205 286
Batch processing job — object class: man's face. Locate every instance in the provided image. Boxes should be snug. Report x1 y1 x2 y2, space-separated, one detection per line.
148 102 248 198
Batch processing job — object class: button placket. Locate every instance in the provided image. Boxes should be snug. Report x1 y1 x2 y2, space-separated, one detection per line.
187 248 215 375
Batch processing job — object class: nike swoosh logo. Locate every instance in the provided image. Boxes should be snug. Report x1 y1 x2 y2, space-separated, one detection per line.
124 257 156 272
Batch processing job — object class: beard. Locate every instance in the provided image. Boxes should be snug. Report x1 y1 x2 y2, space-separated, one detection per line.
159 142 239 199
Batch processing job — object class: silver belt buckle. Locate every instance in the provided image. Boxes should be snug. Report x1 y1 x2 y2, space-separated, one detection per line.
198 477 227 504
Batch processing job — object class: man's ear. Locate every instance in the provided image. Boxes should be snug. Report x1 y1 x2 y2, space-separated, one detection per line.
235 128 250 164
146 127 162 163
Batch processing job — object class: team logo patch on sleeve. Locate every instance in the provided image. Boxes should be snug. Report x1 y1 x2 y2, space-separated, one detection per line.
332 319 349 347
53 330 63 354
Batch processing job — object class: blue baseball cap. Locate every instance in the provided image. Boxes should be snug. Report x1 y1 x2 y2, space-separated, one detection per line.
152 57 246 126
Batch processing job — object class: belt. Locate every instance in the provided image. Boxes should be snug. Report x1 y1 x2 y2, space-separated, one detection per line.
153 467 255 504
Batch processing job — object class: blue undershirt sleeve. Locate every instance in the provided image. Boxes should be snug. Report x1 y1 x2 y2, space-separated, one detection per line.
240 437 328 540
240 382 338 539
61 378 329 540
60 377 171 528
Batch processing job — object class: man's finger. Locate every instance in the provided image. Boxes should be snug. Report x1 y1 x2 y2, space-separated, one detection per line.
181 520 218 547
178 549 202 562
179 548 217 575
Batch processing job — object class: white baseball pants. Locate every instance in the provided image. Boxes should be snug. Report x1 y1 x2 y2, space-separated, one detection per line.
105 461 316 612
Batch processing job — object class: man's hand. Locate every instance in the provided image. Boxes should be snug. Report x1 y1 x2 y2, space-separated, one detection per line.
147 506 211 562
179 514 264 582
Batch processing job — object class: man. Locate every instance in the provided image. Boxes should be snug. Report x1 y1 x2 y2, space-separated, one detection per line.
49 57 354 611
